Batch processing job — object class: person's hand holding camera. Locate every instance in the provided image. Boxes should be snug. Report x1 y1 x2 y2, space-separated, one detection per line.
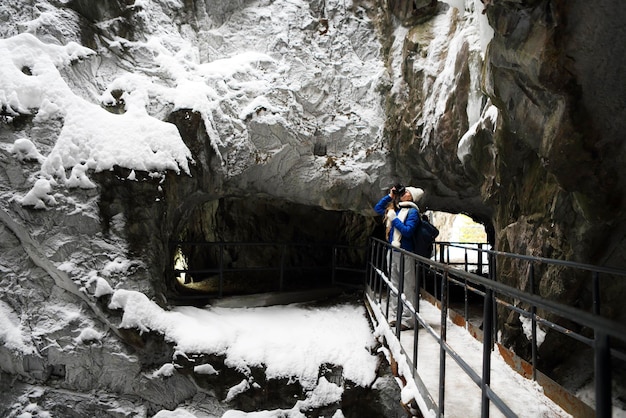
390 183 405 197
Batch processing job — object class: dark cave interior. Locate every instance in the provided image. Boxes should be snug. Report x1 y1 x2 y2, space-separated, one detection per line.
170 197 380 298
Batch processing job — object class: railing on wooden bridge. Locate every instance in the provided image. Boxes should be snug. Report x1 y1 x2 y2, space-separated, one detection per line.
365 237 626 418
435 241 490 274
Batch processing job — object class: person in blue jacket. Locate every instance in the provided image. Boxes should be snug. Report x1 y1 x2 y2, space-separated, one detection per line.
374 184 424 330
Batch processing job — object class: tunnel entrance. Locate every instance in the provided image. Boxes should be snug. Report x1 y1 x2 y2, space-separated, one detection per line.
424 211 490 326
169 197 377 300
430 212 488 245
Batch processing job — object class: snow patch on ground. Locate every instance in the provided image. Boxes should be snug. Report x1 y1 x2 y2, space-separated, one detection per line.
109 289 379 391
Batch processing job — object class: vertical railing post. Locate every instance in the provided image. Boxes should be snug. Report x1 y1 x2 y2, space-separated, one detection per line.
435 243 445 301
414 259 421 377
373 242 379 300
396 253 406 339
464 277 469 330
377 243 384 305
481 287 494 418
478 243 483 275
482 248 497 418
488 249 495 279
593 271 610 417
368 240 377 300
366 241 373 291
438 269 449 418
415 258 422 313
385 248 393 320
529 263 537 381
218 243 224 298
488 251 497 351
595 331 611 417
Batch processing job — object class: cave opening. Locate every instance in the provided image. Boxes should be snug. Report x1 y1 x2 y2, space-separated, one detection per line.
430 211 489 245
425 211 490 320
169 196 379 300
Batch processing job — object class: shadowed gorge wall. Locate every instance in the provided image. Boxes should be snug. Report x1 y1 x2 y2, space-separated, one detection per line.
371 0 626 388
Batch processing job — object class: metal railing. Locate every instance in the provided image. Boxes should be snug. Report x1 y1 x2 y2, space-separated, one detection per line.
435 241 490 274
169 241 366 300
365 237 626 418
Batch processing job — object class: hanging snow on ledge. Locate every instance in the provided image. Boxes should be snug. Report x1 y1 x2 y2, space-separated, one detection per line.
0 33 193 208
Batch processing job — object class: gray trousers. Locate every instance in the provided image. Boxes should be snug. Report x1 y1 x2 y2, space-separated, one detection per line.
388 251 416 327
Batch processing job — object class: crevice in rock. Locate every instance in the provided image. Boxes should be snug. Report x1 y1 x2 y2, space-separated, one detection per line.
0 207 125 344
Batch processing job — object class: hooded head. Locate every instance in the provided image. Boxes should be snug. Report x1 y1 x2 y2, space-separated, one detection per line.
405 186 424 203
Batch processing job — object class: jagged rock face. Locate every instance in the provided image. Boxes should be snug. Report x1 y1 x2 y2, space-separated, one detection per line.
483 0 626 348
379 0 625 264
374 0 625 382
480 0 626 370
372 0 498 229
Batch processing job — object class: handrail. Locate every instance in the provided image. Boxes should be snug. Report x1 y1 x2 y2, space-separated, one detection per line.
441 240 626 364
440 240 626 417
365 237 626 418
441 241 626 276
435 241 490 273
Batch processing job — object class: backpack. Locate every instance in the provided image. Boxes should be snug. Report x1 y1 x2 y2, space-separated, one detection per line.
413 218 439 258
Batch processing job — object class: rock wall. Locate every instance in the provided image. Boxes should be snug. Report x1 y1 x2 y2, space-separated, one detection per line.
376 0 625 264
484 0 625 262
485 0 626 374
377 0 626 382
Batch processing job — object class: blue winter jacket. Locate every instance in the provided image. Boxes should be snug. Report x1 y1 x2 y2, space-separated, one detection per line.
374 195 421 252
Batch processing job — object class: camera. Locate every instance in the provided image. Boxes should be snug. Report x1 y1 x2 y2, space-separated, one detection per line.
392 183 405 195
